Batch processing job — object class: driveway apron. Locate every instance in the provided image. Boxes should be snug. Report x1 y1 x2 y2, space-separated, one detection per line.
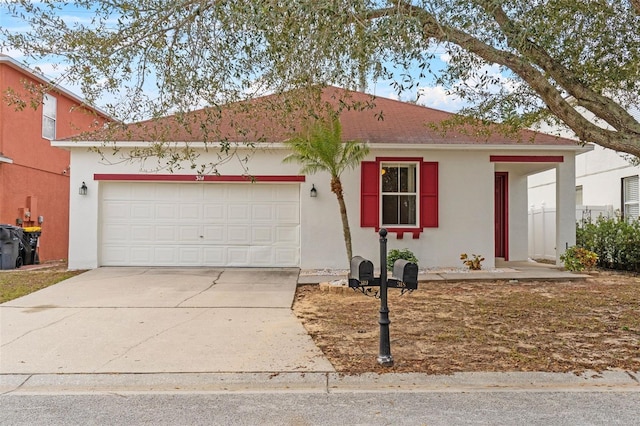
0 268 335 374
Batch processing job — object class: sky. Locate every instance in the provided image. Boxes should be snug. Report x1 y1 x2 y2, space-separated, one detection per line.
0 2 475 115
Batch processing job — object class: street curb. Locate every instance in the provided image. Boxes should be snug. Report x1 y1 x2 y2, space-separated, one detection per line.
2 370 638 395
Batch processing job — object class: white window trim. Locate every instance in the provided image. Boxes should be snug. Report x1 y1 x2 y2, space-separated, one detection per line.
622 175 639 221
42 94 57 140
380 161 420 228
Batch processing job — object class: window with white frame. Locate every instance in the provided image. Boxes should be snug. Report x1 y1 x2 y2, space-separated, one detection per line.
42 94 57 140
575 185 583 206
622 175 639 221
381 163 418 226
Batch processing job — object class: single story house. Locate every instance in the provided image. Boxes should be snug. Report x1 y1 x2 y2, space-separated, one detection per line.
54 86 591 270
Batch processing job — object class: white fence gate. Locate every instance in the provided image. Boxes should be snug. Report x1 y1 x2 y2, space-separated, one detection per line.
528 205 614 260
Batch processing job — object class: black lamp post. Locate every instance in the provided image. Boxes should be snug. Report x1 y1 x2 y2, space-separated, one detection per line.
377 228 393 366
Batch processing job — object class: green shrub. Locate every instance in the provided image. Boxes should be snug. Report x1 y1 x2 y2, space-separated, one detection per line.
387 248 418 271
576 215 640 271
560 246 598 272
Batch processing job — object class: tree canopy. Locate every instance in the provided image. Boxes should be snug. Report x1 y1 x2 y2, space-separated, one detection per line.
2 1 640 158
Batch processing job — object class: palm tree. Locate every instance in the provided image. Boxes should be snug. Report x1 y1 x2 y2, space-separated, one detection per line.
283 117 369 264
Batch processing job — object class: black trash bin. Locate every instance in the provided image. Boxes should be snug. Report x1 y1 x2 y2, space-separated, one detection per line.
22 226 41 265
0 224 21 270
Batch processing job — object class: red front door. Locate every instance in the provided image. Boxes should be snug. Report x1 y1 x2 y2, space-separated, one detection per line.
494 173 508 259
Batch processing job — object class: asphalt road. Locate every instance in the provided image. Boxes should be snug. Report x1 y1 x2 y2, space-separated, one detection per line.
2 390 639 425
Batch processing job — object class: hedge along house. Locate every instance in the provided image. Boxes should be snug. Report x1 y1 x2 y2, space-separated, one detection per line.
53 86 591 271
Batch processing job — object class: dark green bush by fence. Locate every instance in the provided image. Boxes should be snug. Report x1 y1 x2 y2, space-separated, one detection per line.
576 215 640 272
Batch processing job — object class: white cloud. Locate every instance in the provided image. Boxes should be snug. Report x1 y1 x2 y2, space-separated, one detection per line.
416 85 466 112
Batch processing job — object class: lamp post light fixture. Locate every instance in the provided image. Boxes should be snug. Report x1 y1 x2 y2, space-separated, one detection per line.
79 181 88 196
310 184 317 198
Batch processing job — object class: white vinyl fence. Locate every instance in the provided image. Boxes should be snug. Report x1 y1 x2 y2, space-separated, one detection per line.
528 205 614 260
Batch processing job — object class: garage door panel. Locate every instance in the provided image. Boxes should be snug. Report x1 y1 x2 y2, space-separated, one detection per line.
179 203 202 220
102 245 128 264
203 247 225 264
276 226 300 244
178 225 201 242
130 246 153 264
276 204 299 222
203 225 225 242
155 225 177 241
154 247 177 264
203 204 225 221
178 184 203 200
131 225 154 241
275 247 298 265
227 225 250 243
156 204 179 220
227 204 250 221
132 184 157 200
250 246 273 265
101 182 300 267
252 204 274 221
275 185 299 201
103 202 130 220
178 247 201 264
227 247 250 266
130 204 153 220
252 226 273 244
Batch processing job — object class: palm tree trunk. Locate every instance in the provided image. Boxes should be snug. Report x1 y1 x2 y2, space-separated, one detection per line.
331 176 353 264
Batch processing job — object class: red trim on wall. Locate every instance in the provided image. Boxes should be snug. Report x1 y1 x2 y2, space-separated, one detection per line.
490 155 564 163
93 174 305 182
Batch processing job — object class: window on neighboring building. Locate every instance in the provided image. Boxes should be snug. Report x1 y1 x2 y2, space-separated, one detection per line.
361 158 438 238
576 185 583 206
622 175 639 221
42 94 57 140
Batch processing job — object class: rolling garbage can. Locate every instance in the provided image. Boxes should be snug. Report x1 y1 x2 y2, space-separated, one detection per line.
22 226 41 265
0 224 21 270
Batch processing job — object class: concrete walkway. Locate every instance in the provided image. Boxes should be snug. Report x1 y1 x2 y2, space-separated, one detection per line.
298 259 591 285
0 267 334 375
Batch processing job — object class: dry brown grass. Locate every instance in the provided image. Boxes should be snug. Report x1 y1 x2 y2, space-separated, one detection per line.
293 271 640 374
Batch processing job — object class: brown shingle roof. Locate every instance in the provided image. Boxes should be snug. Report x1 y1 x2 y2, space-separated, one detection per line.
78 85 577 147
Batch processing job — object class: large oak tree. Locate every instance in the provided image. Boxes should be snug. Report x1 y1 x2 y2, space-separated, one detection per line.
2 1 639 160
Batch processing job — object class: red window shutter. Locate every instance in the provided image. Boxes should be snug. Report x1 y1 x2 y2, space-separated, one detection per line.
361 161 379 228
421 162 438 228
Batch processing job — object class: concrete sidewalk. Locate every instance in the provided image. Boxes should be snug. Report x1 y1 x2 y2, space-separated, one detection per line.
298 260 590 285
0 267 334 375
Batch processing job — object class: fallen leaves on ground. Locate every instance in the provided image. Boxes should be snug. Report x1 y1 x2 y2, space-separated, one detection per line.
292 271 640 374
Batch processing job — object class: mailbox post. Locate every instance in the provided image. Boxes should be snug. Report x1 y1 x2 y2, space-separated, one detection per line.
377 229 393 366
348 228 419 367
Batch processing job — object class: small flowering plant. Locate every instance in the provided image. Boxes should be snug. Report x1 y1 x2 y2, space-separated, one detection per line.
460 253 484 270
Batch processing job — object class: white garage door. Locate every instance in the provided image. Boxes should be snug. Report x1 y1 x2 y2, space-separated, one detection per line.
100 182 300 267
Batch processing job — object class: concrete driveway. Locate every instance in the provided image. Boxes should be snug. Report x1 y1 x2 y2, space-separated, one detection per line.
0 268 335 374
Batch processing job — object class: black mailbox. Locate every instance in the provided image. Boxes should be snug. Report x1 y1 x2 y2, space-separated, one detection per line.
392 259 418 289
350 256 374 283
